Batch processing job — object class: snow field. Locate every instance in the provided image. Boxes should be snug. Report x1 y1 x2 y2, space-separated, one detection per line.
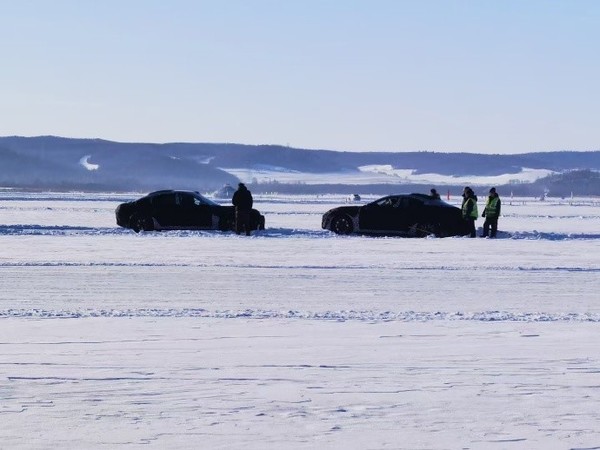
1 192 599 449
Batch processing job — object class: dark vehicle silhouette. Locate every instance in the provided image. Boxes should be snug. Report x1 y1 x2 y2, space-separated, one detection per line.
322 193 469 237
116 190 265 233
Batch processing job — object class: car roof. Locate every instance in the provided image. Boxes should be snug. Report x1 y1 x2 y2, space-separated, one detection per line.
409 193 433 200
144 189 220 206
146 189 202 197
379 193 436 200
376 193 456 207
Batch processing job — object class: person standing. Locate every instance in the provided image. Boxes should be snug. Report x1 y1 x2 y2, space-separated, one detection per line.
232 182 253 236
461 186 478 238
481 187 501 238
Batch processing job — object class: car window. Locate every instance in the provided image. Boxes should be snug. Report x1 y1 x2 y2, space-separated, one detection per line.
375 197 398 208
399 197 423 208
192 193 219 207
152 193 176 208
176 193 195 207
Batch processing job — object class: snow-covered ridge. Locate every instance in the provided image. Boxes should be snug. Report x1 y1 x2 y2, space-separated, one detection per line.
225 166 557 186
3 136 599 193
358 165 556 186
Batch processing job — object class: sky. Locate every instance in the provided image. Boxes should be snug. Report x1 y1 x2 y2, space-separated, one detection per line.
1 0 599 154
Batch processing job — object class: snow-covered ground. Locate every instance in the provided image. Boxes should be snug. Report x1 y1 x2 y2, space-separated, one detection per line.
224 165 556 186
1 191 600 449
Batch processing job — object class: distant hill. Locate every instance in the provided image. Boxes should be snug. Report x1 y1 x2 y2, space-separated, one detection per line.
1 135 599 195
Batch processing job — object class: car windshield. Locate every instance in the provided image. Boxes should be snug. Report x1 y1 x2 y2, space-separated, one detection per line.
372 196 427 209
192 192 219 207
373 196 400 208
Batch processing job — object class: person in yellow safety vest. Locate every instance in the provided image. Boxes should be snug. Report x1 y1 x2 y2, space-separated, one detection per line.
461 186 478 238
481 187 501 238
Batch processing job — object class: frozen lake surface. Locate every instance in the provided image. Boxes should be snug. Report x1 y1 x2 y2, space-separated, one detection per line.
1 191 600 449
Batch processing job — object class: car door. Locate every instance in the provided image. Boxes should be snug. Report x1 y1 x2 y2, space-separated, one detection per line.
359 196 424 234
179 193 213 228
399 197 426 231
151 193 179 227
359 196 403 233
386 197 420 233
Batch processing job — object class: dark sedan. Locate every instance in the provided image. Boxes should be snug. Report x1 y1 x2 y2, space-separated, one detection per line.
322 193 469 237
116 190 265 233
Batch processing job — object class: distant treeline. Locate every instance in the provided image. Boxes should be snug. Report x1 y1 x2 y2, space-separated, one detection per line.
248 170 600 198
1 170 599 197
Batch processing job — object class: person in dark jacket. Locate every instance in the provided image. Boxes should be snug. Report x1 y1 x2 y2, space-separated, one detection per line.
232 183 253 235
481 187 501 238
461 186 478 238
430 188 441 200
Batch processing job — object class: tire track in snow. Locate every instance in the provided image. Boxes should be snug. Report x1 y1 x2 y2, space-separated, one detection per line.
1 308 599 322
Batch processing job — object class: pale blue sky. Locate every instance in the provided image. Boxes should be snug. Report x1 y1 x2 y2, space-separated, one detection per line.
1 0 599 153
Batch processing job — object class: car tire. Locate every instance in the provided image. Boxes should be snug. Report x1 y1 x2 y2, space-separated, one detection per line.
131 214 154 232
219 216 235 232
331 214 354 235
130 215 141 233
412 223 438 237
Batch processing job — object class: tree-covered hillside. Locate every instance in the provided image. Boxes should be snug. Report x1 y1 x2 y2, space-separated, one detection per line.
1 136 599 194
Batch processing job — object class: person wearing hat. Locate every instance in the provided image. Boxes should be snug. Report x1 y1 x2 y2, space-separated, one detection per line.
481 187 501 238
461 186 478 237
232 182 254 236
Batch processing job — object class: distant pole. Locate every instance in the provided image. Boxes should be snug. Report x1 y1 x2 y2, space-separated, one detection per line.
447 190 450 200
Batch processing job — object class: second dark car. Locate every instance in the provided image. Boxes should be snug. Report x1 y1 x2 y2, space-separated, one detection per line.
116 190 265 233
322 193 469 237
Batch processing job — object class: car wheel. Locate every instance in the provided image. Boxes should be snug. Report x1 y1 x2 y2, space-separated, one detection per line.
130 215 141 233
217 215 233 231
412 223 438 237
131 214 154 232
141 217 155 232
247 212 265 231
331 214 354 235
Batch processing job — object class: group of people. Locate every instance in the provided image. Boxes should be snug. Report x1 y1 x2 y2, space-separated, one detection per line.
431 187 501 238
461 186 501 238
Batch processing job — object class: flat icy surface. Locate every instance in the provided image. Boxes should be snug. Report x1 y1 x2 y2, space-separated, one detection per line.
1 191 599 449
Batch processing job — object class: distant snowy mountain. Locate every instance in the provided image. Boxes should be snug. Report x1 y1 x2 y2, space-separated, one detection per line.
1 135 599 195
